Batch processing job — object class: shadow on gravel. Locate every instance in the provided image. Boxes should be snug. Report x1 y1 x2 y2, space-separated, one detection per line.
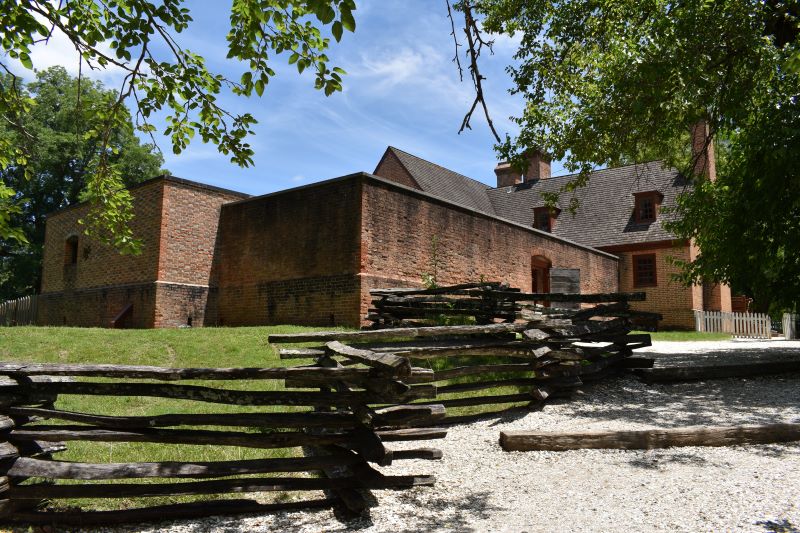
757 518 800 533
646 346 800 367
627 450 714 469
562 373 800 429
357 491 501 533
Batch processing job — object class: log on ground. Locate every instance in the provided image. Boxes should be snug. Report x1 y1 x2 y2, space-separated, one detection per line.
499 422 800 451
634 360 800 383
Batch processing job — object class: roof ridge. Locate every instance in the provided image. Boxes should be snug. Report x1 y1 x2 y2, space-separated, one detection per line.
490 159 668 190
387 146 492 191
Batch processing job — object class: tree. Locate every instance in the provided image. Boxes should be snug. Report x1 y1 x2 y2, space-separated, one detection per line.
668 76 800 312
470 0 800 307
1 0 355 249
0 66 164 299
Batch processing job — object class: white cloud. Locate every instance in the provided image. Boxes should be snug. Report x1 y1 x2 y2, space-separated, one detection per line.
3 14 128 87
348 44 473 108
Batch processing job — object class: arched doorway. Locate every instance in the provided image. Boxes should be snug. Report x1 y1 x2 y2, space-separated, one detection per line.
531 255 551 298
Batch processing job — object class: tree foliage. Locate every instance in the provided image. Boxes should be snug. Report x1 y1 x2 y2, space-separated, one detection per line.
474 0 800 307
668 75 800 311
0 67 164 299
1 0 355 250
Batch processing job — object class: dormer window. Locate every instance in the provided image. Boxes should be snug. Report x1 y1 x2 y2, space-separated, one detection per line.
633 191 663 223
534 206 560 233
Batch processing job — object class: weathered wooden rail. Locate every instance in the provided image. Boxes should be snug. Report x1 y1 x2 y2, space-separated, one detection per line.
0 357 445 525
273 285 660 423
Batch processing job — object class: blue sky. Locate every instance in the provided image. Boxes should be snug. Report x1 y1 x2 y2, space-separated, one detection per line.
14 1 569 195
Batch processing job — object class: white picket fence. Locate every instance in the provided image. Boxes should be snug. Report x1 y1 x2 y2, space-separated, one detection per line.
0 295 38 326
693 309 772 339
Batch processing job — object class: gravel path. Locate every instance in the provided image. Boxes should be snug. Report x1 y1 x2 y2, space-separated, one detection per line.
56 341 800 532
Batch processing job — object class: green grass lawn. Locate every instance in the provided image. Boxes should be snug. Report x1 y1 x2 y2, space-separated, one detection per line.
0 325 340 511
633 330 732 341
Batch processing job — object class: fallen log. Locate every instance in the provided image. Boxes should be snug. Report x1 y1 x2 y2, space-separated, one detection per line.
499 422 800 451
634 360 800 383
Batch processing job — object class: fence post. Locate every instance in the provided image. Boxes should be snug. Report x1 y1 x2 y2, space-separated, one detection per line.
783 313 797 340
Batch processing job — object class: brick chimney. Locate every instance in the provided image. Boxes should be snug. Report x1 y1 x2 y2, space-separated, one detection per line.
494 149 551 188
494 161 522 188
690 119 717 181
525 150 551 181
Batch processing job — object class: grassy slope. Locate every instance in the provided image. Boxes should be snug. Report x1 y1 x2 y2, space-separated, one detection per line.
0 325 336 510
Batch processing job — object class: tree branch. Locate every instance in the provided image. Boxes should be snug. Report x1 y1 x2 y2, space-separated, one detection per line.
457 0 502 143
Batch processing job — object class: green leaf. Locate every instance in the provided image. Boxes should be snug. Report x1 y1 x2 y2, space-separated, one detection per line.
341 9 356 32
19 52 33 69
332 21 343 42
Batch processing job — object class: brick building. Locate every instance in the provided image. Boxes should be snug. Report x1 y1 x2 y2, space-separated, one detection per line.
39 133 728 329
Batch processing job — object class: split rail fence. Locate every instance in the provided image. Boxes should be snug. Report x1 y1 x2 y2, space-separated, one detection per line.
0 356 445 525
0 295 38 327
274 284 659 423
693 309 772 339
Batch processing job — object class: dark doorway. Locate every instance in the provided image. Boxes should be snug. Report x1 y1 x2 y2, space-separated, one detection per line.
531 255 551 306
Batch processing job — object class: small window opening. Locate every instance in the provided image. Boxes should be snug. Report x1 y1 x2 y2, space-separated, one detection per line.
65 236 79 265
633 254 657 287
533 207 560 233
639 197 655 220
633 191 662 223
187 316 193 327
536 210 551 232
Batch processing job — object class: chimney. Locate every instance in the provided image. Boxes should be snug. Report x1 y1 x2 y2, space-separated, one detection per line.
494 161 522 188
494 148 551 188
525 149 551 181
690 120 717 181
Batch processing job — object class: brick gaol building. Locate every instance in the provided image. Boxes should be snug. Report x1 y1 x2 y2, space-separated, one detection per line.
38 130 731 329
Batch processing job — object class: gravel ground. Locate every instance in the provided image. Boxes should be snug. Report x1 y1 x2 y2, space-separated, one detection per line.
53 341 800 533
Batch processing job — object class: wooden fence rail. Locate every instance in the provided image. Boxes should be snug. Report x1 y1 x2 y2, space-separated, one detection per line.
0 295 37 327
272 285 657 424
693 309 772 339
0 357 446 525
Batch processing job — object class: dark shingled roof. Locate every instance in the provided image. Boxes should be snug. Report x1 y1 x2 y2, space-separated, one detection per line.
386 147 496 215
486 161 689 248
385 146 689 249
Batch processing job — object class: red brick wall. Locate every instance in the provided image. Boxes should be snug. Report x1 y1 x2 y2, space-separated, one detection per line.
38 283 157 328
40 180 164 295
39 178 245 328
157 180 244 285
613 244 696 329
359 179 619 324
153 282 210 328
373 150 421 189
154 180 246 326
213 178 363 326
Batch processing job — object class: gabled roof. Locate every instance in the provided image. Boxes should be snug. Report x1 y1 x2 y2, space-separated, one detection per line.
487 161 689 248
378 146 690 249
381 147 496 215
